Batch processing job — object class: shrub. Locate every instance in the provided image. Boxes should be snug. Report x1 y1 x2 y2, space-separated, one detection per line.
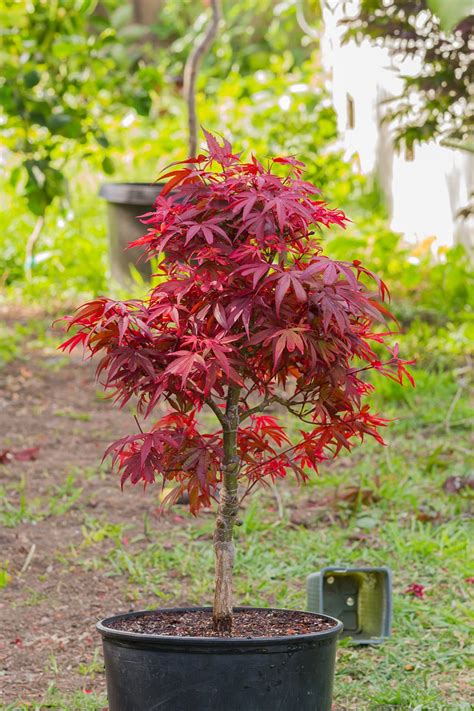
60 133 412 632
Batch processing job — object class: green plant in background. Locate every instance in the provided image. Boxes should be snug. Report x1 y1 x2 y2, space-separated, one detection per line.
427 0 474 31
0 0 160 275
344 0 473 152
0 0 365 301
327 225 473 323
0 0 472 385
0 560 12 589
2 687 107 711
153 0 322 77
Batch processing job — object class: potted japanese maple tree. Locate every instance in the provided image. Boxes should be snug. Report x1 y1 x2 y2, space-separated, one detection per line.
60 132 412 711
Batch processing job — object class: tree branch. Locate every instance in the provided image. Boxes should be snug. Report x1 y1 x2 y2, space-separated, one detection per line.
206 397 226 426
239 395 275 421
241 415 359 481
272 394 319 423
183 0 222 157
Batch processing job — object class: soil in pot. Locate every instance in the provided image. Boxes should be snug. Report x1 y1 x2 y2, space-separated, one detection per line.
105 607 337 638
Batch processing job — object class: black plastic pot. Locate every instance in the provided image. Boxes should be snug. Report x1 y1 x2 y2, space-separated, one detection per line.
99 183 164 284
97 606 343 711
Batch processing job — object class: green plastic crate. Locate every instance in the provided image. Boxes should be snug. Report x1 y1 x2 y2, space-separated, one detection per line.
307 566 392 644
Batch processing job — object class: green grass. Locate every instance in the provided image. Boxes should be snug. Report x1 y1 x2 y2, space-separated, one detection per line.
53 409 92 422
3 687 107 711
0 317 64 369
0 473 85 528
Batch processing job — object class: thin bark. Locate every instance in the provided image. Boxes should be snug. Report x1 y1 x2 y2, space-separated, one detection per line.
205 396 226 426
183 0 222 157
212 385 240 634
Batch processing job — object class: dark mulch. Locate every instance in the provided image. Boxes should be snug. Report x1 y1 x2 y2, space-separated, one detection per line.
106 608 337 638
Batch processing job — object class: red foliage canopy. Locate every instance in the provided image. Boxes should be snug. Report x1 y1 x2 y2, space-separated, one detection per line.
60 132 413 513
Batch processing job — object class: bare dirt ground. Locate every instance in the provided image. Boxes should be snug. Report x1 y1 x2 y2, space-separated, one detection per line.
0 346 178 706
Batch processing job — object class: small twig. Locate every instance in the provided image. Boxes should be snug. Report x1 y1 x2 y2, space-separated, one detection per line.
134 414 144 433
206 397 226 426
240 396 275 421
271 482 285 520
445 384 464 434
239 478 260 504
24 215 45 279
272 394 318 423
319 0 339 17
183 0 222 156
19 543 36 575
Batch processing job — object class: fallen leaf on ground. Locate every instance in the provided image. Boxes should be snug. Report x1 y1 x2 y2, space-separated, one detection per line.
442 476 474 494
416 506 442 523
337 486 380 506
14 447 41 461
404 583 426 599
0 446 40 463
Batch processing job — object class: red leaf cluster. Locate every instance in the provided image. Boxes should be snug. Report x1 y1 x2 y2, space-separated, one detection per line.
404 583 426 599
60 132 413 513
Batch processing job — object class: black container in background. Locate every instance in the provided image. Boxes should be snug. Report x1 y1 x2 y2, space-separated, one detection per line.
97 606 343 711
99 183 164 285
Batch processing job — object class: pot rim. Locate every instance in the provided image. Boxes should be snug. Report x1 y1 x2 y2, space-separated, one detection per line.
96 606 343 647
99 182 165 205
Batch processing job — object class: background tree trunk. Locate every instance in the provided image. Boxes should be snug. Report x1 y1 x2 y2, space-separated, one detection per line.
183 0 222 157
132 0 163 25
212 386 240 634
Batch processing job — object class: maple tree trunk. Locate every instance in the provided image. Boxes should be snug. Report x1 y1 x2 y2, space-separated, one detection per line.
212 386 240 634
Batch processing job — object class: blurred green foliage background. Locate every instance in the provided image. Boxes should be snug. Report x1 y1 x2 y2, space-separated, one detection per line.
0 0 472 361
